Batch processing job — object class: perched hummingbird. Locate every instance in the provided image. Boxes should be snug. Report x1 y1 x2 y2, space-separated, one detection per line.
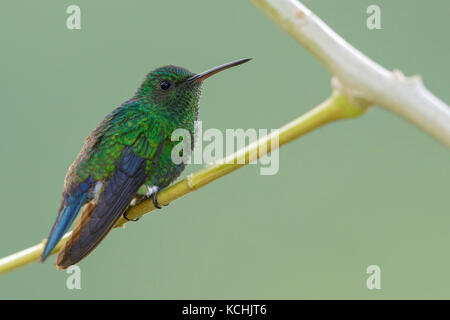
41 58 251 269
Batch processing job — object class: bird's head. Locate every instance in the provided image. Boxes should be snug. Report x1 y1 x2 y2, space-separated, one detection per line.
136 58 252 122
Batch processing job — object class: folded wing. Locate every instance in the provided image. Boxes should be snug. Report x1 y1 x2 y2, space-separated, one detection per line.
55 147 148 269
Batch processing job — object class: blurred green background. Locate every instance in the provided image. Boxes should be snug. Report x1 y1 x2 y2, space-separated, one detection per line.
0 0 449 299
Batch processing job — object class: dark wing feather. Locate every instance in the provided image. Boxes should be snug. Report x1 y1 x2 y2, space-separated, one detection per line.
55 147 148 269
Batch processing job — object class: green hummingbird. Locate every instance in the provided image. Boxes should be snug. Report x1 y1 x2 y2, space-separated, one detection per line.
40 58 251 269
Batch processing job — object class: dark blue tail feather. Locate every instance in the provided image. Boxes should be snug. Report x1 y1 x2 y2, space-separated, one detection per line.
41 179 92 263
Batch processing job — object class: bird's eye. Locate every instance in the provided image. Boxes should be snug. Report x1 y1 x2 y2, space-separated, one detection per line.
159 80 171 91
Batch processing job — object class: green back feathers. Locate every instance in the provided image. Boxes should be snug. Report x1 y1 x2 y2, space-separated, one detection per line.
65 65 203 186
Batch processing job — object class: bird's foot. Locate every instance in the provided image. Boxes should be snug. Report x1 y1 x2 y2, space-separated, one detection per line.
146 185 168 209
123 211 140 222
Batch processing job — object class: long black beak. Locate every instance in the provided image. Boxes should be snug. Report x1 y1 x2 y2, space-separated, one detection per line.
186 58 252 83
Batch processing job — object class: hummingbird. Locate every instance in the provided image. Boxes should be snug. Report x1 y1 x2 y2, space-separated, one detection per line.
40 58 252 270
